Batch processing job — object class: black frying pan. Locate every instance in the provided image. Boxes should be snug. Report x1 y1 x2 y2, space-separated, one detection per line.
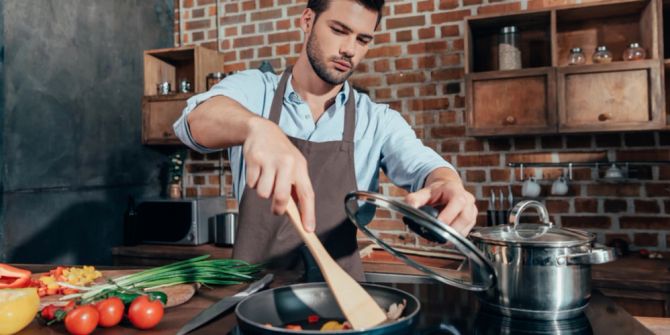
235 282 420 334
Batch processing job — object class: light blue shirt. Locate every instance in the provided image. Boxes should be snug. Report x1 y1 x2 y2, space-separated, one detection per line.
173 69 454 202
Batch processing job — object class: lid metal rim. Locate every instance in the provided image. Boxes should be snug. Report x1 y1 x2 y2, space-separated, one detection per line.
344 191 496 291
469 236 593 248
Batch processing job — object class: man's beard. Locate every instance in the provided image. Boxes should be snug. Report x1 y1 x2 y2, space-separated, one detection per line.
306 32 354 85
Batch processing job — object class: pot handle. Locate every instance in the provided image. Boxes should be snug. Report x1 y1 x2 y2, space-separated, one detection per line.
563 245 616 265
508 200 552 228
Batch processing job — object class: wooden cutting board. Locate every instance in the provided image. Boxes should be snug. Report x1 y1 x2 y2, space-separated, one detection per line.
34 269 198 309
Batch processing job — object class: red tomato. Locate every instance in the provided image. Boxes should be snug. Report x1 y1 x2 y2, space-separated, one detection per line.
95 297 124 327
64 305 99 335
128 295 164 330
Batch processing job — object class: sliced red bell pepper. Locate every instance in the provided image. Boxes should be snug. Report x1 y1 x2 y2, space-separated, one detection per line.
0 263 32 288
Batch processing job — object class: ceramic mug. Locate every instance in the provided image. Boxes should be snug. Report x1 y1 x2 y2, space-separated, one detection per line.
551 176 569 196
522 177 541 198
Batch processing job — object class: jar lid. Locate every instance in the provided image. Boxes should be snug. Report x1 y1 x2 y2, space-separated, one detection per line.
500 25 517 34
596 45 608 52
345 191 496 291
570 47 582 53
629 42 641 48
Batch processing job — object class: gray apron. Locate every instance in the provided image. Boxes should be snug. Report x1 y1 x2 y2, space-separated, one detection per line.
232 66 364 281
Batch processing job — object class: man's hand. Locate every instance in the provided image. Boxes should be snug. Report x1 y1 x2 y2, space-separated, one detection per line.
243 117 316 232
404 168 477 236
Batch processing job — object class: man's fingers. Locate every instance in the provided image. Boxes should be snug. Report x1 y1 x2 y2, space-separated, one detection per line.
448 205 478 236
405 187 433 207
255 166 275 199
271 166 292 215
246 164 261 189
294 176 315 232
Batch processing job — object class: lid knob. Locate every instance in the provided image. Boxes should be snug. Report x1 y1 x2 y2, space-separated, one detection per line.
508 200 552 228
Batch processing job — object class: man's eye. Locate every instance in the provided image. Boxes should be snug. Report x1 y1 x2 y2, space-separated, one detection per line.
357 38 370 45
332 27 346 34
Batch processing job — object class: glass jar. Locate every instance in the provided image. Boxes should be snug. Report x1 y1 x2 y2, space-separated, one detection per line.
568 47 586 65
498 26 521 70
206 72 226 90
592 45 613 64
623 42 646 61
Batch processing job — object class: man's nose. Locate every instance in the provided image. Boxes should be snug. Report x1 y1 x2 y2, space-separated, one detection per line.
339 37 356 58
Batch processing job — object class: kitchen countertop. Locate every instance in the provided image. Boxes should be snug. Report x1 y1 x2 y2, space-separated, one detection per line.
15 263 661 334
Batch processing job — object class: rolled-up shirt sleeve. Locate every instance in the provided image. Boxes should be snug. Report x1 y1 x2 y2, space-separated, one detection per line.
173 70 266 153
378 107 455 192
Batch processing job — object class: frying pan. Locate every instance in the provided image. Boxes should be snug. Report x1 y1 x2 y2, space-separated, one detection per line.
235 282 420 334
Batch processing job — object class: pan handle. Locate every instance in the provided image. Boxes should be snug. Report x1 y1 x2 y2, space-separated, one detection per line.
562 245 616 265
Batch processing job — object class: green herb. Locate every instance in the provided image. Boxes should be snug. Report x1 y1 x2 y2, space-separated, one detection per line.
60 255 262 304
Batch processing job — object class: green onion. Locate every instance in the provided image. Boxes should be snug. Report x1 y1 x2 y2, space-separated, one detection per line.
62 255 263 304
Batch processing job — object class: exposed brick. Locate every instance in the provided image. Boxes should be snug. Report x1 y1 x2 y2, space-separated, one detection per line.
259 0 274 8
241 23 255 34
287 4 303 16
276 43 290 55
186 187 197 197
393 3 412 15
240 48 254 60
635 200 661 214
408 41 448 54
386 15 426 30
374 59 390 72
369 219 406 231
388 185 409 197
276 19 291 30
388 72 427 85
395 58 413 70
193 175 206 185
572 168 592 181
441 24 460 37
546 199 569 213
258 46 272 57
224 2 239 13
200 187 220 196
441 140 460 153
185 19 212 30
378 232 417 246
224 26 238 36
439 0 459 10
396 30 413 42
432 68 464 81
466 170 486 182
464 139 485 151
258 22 274 33
431 10 471 24
350 76 382 89
192 31 205 41
625 133 656 147
617 149 670 161
605 233 631 246
197 0 214 5
268 31 301 43
457 154 500 167
660 166 670 180
221 13 246 26
192 8 205 18
410 98 449 110
375 88 391 99
478 2 522 15
208 175 220 184
250 9 281 21
604 199 627 213
233 35 264 48
418 27 435 39
574 198 598 213
634 233 659 247
367 46 402 58
183 0 194 8
620 216 670 229
490 169 511 182
397 87 415 98
442 53 461 66
419 84 437 96
452 38 465 50
513 137 537 150
417 55 436 68
439 110 457 123
375 32 391 44
464 0 483 5
561 216 611 229
646 183 670 197
417 0 435 11
588 184 640 197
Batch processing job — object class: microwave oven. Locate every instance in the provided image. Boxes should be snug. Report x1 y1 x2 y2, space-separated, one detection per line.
136 197 226 245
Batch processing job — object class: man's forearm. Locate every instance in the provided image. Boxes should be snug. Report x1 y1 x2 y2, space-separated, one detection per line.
187 95 265 149
424 167 463 187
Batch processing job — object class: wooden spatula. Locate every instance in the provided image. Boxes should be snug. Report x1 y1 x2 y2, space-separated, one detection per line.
285 198 388 330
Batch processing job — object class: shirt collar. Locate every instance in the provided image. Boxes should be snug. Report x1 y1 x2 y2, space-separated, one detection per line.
284 74 351 109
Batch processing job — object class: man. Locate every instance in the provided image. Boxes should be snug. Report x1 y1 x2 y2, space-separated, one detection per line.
173 0 477 281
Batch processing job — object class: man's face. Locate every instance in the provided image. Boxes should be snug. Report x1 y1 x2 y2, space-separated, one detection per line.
304 0 378 85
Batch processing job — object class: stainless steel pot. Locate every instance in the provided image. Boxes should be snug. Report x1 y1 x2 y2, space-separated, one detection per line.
344 192 615 321
470 200 615 320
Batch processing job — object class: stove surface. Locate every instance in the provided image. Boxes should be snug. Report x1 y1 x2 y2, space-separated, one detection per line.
230 279 652 335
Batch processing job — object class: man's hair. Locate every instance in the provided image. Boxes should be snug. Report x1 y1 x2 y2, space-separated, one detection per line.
307 0 385 27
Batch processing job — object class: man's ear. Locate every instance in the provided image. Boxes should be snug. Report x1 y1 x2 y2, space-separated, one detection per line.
300 8 315 33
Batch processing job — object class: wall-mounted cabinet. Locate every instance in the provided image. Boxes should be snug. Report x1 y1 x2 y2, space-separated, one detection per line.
465 0 667 137
141 46 224 145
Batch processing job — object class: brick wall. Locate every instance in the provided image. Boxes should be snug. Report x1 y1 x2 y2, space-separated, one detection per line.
174 0 670 252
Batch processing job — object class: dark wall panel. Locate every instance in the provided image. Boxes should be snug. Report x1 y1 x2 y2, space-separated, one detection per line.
1 0 174 263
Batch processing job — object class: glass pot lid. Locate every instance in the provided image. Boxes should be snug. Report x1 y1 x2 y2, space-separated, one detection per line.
344 191 496 291
469 200 594 247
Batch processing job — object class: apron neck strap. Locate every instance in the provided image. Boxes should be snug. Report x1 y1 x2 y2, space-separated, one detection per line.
268 66 356 143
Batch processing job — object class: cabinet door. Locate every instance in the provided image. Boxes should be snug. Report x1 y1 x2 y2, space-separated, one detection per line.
142 94 191 145
557 60 665 133
466 68 557 137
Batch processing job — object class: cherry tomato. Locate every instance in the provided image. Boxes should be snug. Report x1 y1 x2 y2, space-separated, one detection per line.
128 295 164 330
64 305 99 335
95 297 124 327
